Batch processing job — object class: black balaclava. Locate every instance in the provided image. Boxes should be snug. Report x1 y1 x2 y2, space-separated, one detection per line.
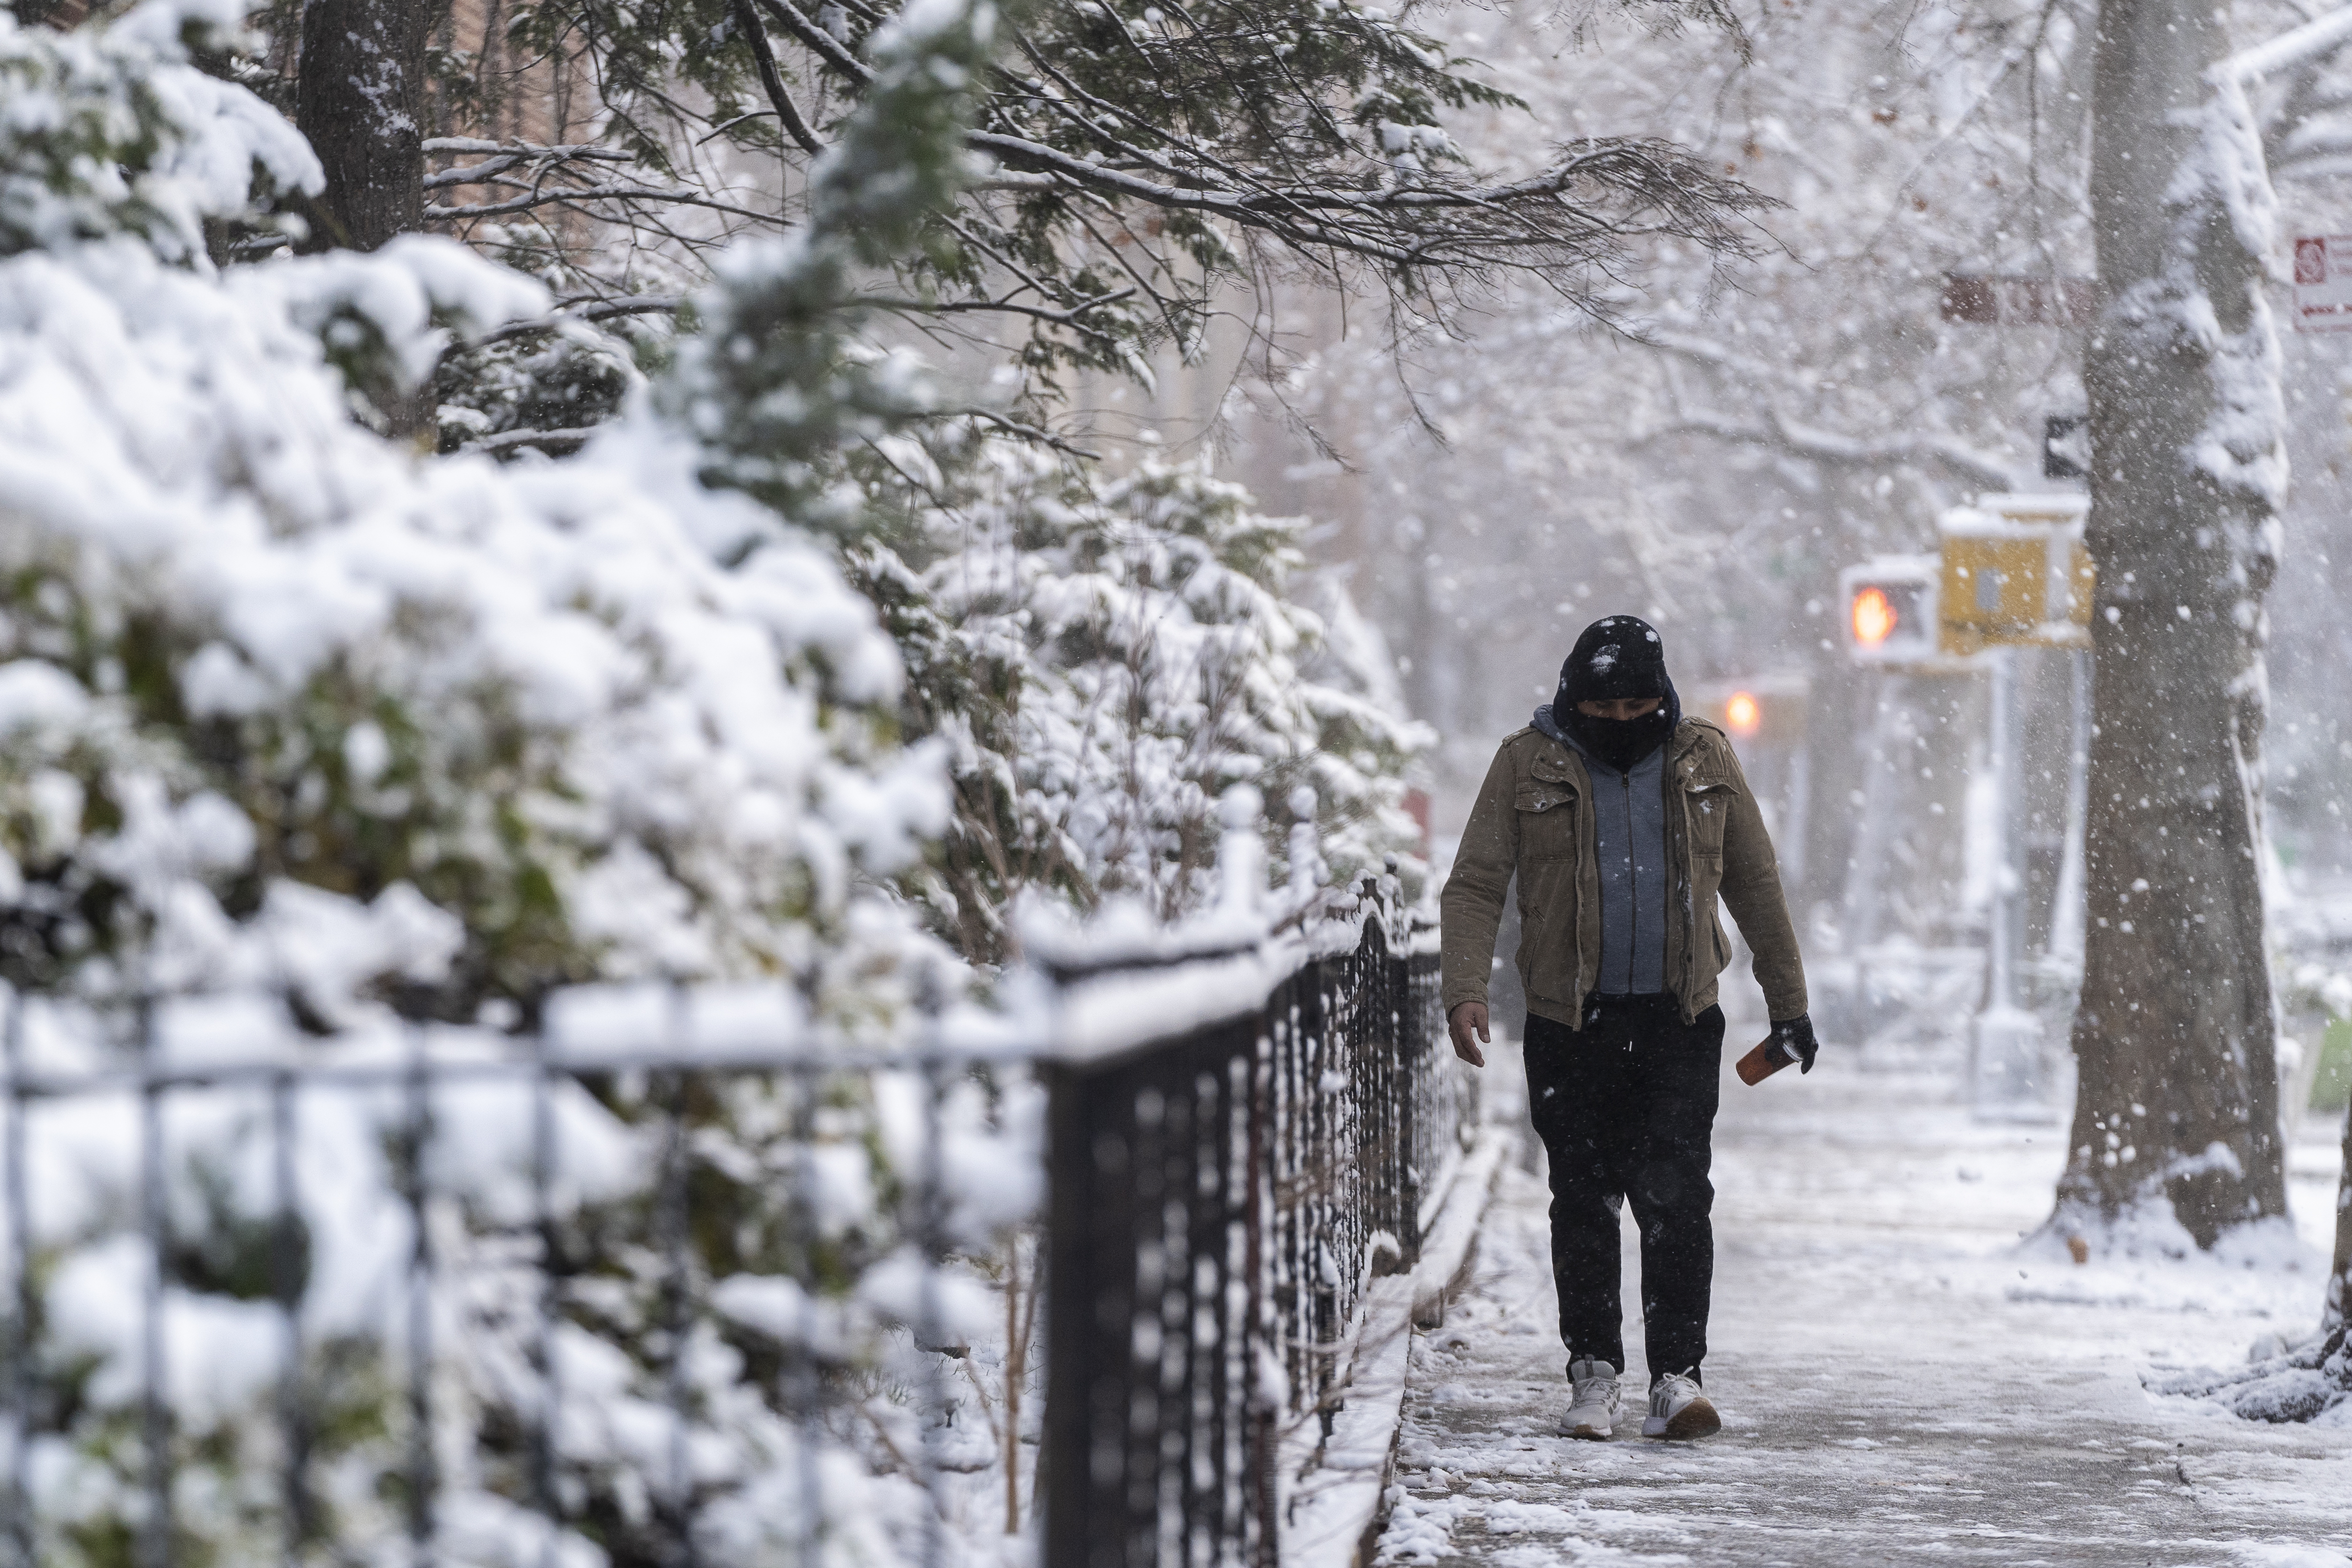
1554 615 1680 775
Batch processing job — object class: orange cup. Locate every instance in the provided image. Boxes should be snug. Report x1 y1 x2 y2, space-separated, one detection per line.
1735 1035 1799 1086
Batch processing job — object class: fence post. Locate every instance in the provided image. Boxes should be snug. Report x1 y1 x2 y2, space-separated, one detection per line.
1245 1000 1277 1568
137 995 171 1568
1038 883 1468 1568
1388 900 1421 1274
3 992 30 1568
1041 1055 1112 1568
272 1066 312 1564
400 1023 437 1568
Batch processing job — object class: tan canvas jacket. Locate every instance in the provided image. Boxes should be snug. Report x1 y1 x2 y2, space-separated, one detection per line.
1440 717 1807 1029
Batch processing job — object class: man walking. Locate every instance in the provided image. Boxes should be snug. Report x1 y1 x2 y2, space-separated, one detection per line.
1440 616 1815 1441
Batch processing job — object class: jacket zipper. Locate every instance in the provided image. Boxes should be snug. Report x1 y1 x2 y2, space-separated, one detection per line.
1621 765 1637 990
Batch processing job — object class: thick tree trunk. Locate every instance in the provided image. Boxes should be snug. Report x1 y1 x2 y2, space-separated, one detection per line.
2331 1097 2350 1333
296 0 434 439
2063 0 2289 1248
296 0 433 252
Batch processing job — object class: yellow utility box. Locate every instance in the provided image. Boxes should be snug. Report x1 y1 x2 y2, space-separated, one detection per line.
1936 494 2093 655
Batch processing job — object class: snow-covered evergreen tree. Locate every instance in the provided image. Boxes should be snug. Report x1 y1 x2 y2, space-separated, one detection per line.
853 423 1428 958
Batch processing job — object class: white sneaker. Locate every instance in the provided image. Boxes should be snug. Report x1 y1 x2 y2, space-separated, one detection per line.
1641 1372 1720 1440
1560 1358 1622 1440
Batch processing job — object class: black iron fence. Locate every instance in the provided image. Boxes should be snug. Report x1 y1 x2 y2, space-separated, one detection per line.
0 988 1035 1568
0 885 1466 1568
1040 889 1464 1568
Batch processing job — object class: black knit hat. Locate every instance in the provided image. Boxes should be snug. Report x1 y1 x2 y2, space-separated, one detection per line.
1556 616 1670 707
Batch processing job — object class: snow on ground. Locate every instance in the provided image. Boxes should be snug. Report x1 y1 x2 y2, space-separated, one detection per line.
1378 1037 2352 1567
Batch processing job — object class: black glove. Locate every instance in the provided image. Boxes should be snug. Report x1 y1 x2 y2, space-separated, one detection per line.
1771 1013 1819 1074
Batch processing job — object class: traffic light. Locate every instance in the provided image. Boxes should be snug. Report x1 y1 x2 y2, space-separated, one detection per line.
1838 556 1940 665
1689 676 1808 745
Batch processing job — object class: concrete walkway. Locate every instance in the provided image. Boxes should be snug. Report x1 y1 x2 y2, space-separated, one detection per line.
1375 1043 2352 1567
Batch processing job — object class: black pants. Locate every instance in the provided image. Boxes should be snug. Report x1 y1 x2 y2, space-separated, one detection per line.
1523 996 1724 1383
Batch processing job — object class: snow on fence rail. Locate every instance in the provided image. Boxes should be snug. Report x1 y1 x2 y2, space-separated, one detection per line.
0 876 1467 1568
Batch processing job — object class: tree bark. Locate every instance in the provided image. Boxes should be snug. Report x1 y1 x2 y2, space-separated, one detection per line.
296 0 433 252
2063 0 2290 1248
2330 1096 2350 1333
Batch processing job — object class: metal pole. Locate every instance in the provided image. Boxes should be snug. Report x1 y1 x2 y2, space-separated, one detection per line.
138 995 172 1568
1841 674 1908 1039
1842 675 1905 953
530 1026 560 1568
1987 647 2018 1020
660 1046 696 1568
3 992 30 1568
1972 647 2045 1116
790 1070 820 1567
2049 647 2093 967
915 1051 946 1568
273 1069 310 1565
404 1024 435 1566
1782 736 1813 902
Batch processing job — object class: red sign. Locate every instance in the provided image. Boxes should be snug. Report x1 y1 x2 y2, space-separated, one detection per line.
2291 236 2352 332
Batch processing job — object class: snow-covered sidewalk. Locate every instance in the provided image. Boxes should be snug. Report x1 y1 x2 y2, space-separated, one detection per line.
1376 1043 2352 1566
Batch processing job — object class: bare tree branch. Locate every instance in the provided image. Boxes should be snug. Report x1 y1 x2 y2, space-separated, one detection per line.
938 409 1104 458
427 184 779 221
856 286 1139 330
1644 407 2020 489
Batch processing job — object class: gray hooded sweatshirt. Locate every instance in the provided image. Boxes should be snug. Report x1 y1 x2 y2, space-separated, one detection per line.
1533 705 1669 996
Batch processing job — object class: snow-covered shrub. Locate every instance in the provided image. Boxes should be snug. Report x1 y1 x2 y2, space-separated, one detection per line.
428 221 682 457
0 0 954 1020
0 0 1043 1561
854 425 1430 957
433 318 651 454
0 0 313 260
0 233 945 1017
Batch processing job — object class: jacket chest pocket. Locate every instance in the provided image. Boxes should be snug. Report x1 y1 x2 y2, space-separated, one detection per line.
1515 781 1579 862
1684 782 1732 859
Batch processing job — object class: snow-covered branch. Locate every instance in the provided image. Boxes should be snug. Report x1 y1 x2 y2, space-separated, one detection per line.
729 0 828 155
425 182 777 222
421 140 634 189
2223 4 2352 84
460 425 597 454
466 293 683 344
962 132 1761 271
1639 332 2021 487
1647 408 2021 489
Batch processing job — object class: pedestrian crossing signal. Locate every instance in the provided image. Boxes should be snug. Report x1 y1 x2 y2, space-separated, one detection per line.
1851 586 1897 648
1839 557 1940 666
